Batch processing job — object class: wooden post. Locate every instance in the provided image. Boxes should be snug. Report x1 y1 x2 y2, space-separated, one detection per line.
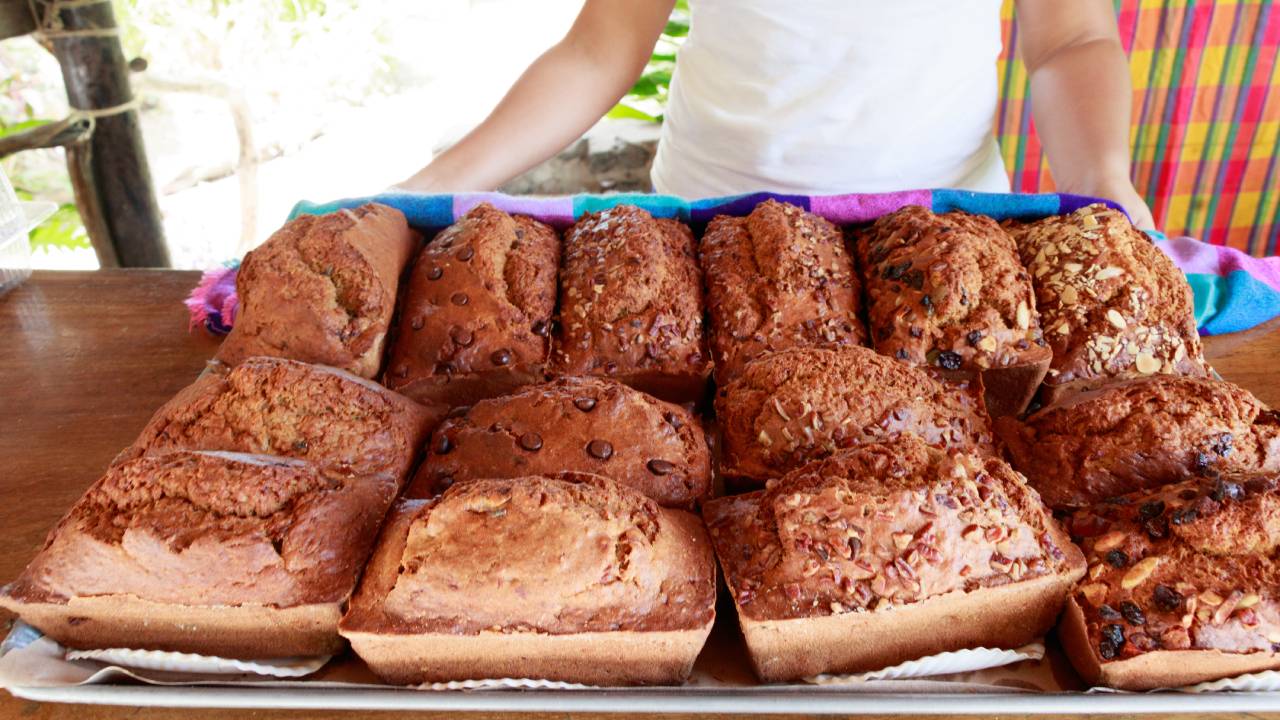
39 0 170 267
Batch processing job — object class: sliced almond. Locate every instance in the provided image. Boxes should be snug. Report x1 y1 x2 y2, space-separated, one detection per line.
1063 262 1083 273
1106 309 1128 330
1016 302 1030 330
1213 590 1244 625
1094 531 1126 552
892 532 912 550
1059 285 1079 305
978 335 998 352
1096 266 1124 281
1199 590 1224 606
1135 352 1161 374
758 429 773 447
1080 582 1108 606
1121 556 1160 589
1239 593 1261 609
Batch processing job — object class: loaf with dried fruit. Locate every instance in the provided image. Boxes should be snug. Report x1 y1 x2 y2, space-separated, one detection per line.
551 205 711 404
340 474 716 685
405 376 711 509
116 357 438 486
997 375 1280 509
1006 203 1208 404
1060 473 1280 690
701 199 866 383
716 346 998 486
216 203 417 378
855 206 1051 417
384 203 560 406
704 435 1085 681
0 450 397 658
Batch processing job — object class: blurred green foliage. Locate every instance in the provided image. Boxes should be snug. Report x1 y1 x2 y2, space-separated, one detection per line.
607 0 688 123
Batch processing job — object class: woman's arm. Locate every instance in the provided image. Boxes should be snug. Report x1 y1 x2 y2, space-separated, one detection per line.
1016 0 1155 228
396 0 675 192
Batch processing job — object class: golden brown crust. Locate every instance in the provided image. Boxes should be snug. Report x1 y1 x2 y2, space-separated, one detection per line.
1061 474 1280 689
1007 203 1208 402
405 376 711 509
385 203 560 406
997 375 1280 508
216 203 417 378
715 346 998 484
856 206 1052 416
552 206 711 403
701 200 866 383
116 357 437 485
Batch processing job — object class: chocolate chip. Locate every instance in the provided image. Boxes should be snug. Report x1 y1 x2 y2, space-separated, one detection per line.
603 361 618 375
895 348 909 360
904 269 924 290
882 261 912 281
663 411 683 430
450 292 469 306
587 439 614 460
1211 478 1243 502
451 327 474 347
909 326 923 339
647 459 675 475
1143 517 1168 540
966 330 983 346
1210 432 1234 457
1098 604 1121 621
1105 549 1129 568
935 350 962 370
518 432 543 451
456 246 474 261
1120 601 1146 625
1153 584 1184 612
427 266 443 280
292 439 309 451
920 294 934 315
1138 500 1165 520
1170 507 1198 525
446 405 471 419
434 362 455 375
491 349 512 366
574 397 597 412
531 320 549 337
411 316 424 330
434 435 453 455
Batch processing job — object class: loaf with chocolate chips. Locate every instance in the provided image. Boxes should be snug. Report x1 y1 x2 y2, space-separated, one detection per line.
405 376 711 508
215 203 417 378
340 474 716 685
701 199 866 383
0 450 398 657
1007 203 1208 404
551 205 711 403
1060 473 1280 690
716 346 998 486
385 203 560 406
997 375 1280 509
704 435 1085 681
855 206 1051 417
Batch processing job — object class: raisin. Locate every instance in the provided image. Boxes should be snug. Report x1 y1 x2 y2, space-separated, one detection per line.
1098 639 1118 660
936 350 962 370
1210 432 1234 457
896 348 909 360
921 294 934 315
1193 452 1214 474
966 330 983 346
1152 584 1184 612
1105 549 1129 568
1144 517 1168 540
1098 604 1122 621
1211 479 1243 502
1102 624 1126 649
1138 500 1165 520
1120 601 1146 625
882 261 912 281
1170 507 1198 525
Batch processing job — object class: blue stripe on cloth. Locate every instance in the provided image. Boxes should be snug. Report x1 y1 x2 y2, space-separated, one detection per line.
1196 270 1280 336
290 193 454 228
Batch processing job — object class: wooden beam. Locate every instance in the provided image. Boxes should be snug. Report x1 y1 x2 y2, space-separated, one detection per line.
0 0 35 42
40 0 170 267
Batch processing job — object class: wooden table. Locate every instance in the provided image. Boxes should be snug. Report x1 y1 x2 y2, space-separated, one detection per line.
0 269 1277 720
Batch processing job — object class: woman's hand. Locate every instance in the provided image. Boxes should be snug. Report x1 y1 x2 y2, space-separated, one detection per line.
1069 175 1156 230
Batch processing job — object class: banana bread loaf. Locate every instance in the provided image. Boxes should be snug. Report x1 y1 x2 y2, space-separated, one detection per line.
704 435 1085 681
997 375 1280 509
1060 473 1280 690
701 199 866 383
855 206 1051 417
215 203 417 378
1006 203 1208 404
551 205 711 404
716 346 998 486
405 376 711 508
116 357 437 486
340 474 717 685
384 203 560 406
0 450 397 657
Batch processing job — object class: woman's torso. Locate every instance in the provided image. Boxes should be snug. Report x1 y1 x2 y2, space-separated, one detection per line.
651 0 1008 198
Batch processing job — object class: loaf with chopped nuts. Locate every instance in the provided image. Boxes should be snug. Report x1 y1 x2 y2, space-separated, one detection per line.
340 474 717 685
855 206 1051 417
551 205 711 404
0 450 398 657
216 203 417 378
1007 203 1208 404
1060 473 1280 690
716 346 998 486
115 357 438 486
405 376 711 508
996 375 1280 509
384 203 560 406
701 199 866 383
704 435 1085 681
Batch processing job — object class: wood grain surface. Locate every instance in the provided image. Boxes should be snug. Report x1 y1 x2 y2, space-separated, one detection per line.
0 269 1277 719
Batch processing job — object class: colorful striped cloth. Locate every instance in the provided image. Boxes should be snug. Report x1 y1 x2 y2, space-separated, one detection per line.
184 190 1280 338
997 0 1280 255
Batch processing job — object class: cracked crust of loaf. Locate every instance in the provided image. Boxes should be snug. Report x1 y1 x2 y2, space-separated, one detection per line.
1060 473 1280 690
339 475 716 685
856 206 1052 417
701 199 866 384
551 205 711 404
385 203 560 406
215 203 417 379
115 357 438 485
996 375 1280 509
1006 203 1208 403
0 451 397 656
715 346 998 485
703 436 1084 681
405 376 711 509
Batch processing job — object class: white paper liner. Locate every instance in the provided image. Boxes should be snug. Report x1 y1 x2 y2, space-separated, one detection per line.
65 647 330 678
1189 670 1280 693
417 677 595 691
805 643 1045 685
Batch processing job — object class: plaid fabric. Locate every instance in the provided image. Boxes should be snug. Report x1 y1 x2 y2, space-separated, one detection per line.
997 0 1280 256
